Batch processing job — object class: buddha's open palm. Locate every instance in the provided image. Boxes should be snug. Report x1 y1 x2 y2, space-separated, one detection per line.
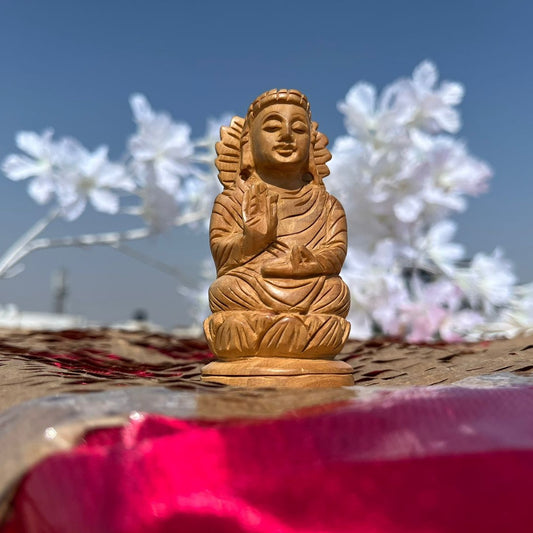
242 183 278 256
262 245 324 278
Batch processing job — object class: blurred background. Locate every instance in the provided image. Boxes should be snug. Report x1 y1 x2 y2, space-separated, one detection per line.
0 0 532 328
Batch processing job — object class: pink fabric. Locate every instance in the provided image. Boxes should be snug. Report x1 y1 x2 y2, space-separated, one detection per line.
5 385 533 533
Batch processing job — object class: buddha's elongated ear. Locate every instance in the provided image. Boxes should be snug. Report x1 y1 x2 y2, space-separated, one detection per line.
311 121 332 183
239 125 254 180
215 116 245 189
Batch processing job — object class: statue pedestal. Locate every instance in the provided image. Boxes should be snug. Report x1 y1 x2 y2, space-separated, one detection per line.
202 357 354 388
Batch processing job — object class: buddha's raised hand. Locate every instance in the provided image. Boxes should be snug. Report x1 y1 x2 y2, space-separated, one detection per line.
242 183 278 256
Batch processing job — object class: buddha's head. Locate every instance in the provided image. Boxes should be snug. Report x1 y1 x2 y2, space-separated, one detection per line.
240 89 320 186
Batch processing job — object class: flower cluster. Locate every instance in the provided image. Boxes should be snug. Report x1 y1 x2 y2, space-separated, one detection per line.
0 96 227 282
328 61 522 341
2 64 531 342
2 130 135 221
2 96 227 230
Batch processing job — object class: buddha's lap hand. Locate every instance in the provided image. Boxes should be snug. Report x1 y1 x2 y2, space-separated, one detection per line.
261 245 324 278
290 245 324 277
242 183 278 256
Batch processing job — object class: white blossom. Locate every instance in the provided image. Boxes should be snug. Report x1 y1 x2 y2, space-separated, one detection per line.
342 243 409 339
338 83 378 141
196 114 234 152
400 280 484 344
440 309 484 343
2 130 59 205
474 284 533 339
2 131 133 220
1 68 527 343
398 299 448 344
186 114 232 228
330 60 520 342
410 134 492 219
426 136 491 196
57 143 134 221
413 220 465 276
128 94 196 195
455 249 516 315
2 130 56 181
395 61 465 134
138 182 180 233
328 137 386 250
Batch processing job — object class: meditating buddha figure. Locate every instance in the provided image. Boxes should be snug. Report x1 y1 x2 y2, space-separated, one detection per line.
202 89 353 387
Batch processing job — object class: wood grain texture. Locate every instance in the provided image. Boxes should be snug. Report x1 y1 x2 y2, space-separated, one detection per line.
203 357 353 388
202 89 353 387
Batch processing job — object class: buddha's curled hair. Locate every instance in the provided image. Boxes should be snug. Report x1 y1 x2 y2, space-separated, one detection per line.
215 89 331 190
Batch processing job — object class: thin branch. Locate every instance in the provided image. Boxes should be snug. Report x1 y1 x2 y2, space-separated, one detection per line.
12 209 207 256
0 207 60 277
25 227 152 252
111 243 193 285
174 210 209 226
0 228 153 275
0 207 208 280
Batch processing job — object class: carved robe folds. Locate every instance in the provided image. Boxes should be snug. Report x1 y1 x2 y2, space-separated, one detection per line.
204 177 351 359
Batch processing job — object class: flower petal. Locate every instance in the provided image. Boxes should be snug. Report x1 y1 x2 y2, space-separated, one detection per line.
28 177 55 204
89 189 119 214
439 81 464 106
1 154 48 181
16 130 53 158
80 146 108 177
433 107 461 134
344 82 376 116
394 195 423 223
61 197 87 221
413 61 438 90
130 93 154 124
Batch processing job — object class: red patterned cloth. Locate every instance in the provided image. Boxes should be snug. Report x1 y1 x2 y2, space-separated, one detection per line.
4 385 533 532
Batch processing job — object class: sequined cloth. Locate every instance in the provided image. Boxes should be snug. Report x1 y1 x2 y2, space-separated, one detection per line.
2 329 533 532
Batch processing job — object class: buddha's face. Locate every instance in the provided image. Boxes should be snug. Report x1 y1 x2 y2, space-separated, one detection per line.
250 103 311 178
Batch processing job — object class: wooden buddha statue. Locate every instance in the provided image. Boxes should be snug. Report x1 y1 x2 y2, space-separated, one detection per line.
202 89 354 387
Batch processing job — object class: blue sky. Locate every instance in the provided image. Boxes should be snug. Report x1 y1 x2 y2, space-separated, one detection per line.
0 0 532 327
